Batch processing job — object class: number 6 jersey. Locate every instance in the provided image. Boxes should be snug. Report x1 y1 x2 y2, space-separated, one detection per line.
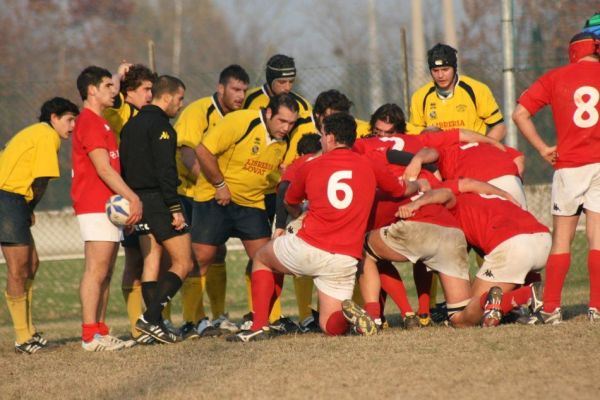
517 60 600 169
285 148 405 259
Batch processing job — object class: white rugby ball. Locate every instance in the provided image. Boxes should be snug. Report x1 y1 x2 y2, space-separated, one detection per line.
105 194 130 226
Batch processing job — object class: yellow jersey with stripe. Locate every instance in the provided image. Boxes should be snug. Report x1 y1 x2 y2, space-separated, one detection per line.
0 122 61 201
407 75 503 135
174 93 225 198
194 109 288 209
282 116 371 167
244 84 313 119
102 93 139 142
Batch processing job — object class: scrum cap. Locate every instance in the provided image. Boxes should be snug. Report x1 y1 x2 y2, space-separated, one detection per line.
427 43 458 70
568 31 600 63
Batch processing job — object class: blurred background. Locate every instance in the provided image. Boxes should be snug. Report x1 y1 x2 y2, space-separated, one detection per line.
0 1 597 323
1 0 596 209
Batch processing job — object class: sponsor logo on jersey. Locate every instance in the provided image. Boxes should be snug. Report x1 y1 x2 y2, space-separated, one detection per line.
251 145 259 154
429 110 437 119
159 131 170 140
456 104 467 112
109 150 119 159
436 120 466 129
242 159 275 176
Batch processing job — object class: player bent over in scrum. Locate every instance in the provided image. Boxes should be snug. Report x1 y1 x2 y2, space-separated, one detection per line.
397 178 551 327
228 113 415 341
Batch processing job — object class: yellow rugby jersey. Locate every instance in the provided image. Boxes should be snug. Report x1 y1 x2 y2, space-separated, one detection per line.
103 92 139 142
244 84 313 119
194 109 288 209
174 93 225 198
0 122 60 201
281 116 371 167
407 75 503 135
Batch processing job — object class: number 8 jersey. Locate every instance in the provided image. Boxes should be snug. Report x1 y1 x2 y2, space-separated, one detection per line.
284 148 378 259
517 60 600 169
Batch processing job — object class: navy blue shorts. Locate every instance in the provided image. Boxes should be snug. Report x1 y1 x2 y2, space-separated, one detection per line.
0 190 32 245
191 199 271 245
137 192 189 243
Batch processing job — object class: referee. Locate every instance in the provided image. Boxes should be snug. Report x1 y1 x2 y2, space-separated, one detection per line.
120 75 192 343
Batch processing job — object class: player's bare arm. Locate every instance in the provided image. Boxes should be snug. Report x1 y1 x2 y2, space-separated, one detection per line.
88 148 142 224
195 143 231 205
396 188 455 218
180 146 200 181
512 104 557 165
112 62 132 95
458 128 506 151
403 148 439 180
457 177 518 206
486 122 507 142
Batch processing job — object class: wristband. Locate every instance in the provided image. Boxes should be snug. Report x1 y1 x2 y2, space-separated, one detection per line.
213 181 226 189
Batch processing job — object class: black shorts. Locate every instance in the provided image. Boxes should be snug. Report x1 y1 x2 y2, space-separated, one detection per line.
137 192 189 243
191 199 271 245
264 192 276 224
180 195 194 225
121 230 140 249
0 190 32 245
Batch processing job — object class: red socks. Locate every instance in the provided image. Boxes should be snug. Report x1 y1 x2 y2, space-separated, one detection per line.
324 311 348 336
378 261 414 316
479 286 533 314
363 302 381 320
588 250 600 309
82 323 98 343
250 270 283 331
543 253 570 312
97 321 110 336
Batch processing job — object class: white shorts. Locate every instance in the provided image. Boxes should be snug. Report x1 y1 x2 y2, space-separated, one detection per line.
551 163 600 216
273 234 357 301
477 232 551 284
487 174 527 209
77 213 121 242
379 220 470 280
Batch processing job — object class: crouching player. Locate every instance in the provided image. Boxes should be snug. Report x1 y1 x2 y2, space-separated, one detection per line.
228 113 416 341
397 178 551 327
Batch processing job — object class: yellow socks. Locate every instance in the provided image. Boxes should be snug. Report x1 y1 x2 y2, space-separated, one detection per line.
122 284 143 338
181 276 206 323
5 292 31 344
206 263 227 319
293 276 314 321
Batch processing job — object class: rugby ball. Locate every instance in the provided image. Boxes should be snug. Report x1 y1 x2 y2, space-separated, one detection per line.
105 194 130 226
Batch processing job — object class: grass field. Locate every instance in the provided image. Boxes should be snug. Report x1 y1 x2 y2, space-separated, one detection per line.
1 235 599 400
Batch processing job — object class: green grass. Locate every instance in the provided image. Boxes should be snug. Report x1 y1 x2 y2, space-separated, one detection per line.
0 231 593 326
1 232 598 400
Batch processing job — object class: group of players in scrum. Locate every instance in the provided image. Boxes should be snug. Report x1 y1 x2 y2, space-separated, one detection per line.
2 19 600 352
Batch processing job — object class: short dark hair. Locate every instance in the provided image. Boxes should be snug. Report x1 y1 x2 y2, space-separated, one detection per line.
39 97 79 123
267 93 299 116
322 112 357 147
219 64 250 85
296 133 321 155
370 103 407 134
152 75 186 99
121 64 157 94
313 89 353 116
76 66 112 101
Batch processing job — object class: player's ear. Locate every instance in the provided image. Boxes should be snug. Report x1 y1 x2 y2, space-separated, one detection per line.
265 107 273 120
216 83 225 96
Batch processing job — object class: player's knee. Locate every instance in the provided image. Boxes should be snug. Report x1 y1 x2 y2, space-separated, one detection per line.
363 235 384 263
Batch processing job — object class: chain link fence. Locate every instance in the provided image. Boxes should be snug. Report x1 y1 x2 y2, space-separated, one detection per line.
0 59 590 324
